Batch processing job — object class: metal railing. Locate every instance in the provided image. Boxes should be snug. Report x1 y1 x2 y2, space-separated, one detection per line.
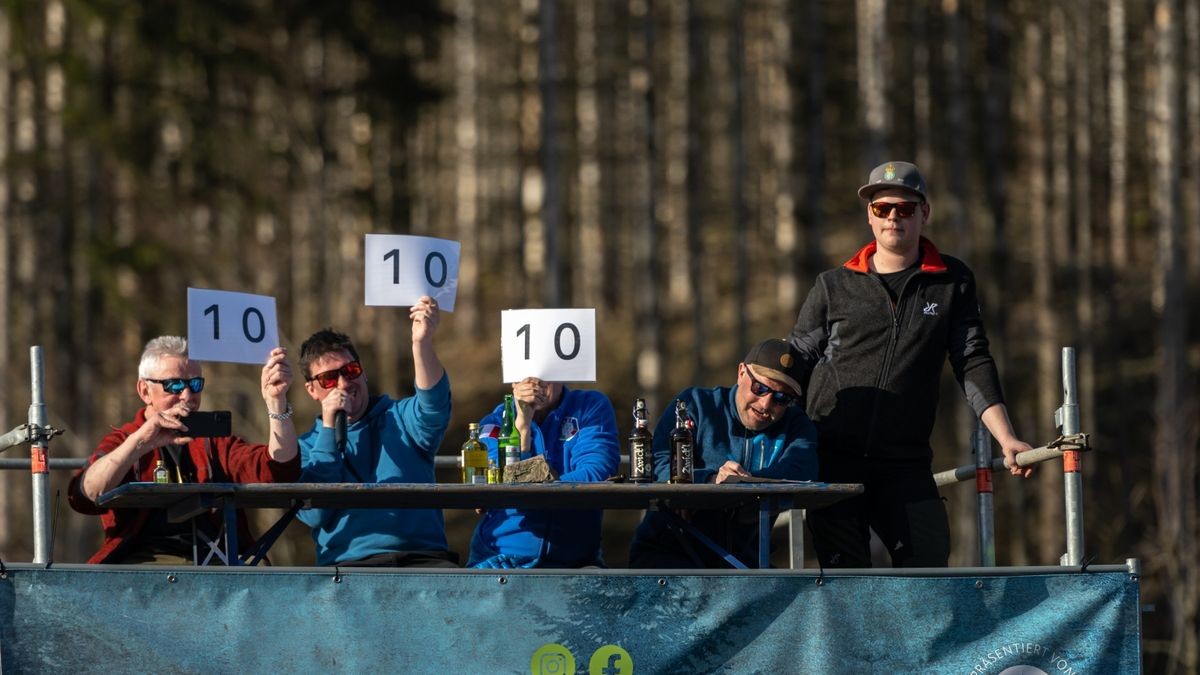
920 347 1088 568
4 346 1090 570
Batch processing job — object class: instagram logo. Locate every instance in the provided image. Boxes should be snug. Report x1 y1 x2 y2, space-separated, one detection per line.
531 644 576 675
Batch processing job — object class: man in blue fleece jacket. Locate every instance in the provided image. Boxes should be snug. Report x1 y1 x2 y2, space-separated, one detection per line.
628 338 818 568
469 377 620 568
296 295 456 567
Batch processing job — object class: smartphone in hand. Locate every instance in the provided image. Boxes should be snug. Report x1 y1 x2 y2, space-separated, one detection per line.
180 410 232 438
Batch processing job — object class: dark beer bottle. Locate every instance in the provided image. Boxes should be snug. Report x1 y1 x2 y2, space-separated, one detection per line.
629 398 654 483
669 400 694 483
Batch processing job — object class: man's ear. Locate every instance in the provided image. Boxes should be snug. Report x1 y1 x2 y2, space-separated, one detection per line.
304 380 321 401
921 201 932 224
136 379 152 405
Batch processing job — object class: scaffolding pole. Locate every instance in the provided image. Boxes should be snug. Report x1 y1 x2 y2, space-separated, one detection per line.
29 346 52 564
974 419 995 566
1057 348 1084 566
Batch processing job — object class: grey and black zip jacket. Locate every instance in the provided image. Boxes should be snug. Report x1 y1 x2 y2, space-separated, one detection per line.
789 237 1004 464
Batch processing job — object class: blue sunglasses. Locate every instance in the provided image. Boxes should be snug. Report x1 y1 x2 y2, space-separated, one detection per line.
145 377 205 394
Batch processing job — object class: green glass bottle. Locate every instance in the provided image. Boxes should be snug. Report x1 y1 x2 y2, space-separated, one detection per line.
499 394 521 481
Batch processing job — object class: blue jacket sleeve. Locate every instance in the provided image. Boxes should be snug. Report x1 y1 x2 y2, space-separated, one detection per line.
553 393 619 482
389 372 452 461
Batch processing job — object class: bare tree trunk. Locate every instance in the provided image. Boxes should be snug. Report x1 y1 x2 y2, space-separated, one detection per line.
941 0 976 567
1071 0 1097 458
856 0 886 166
798 0 826 279
454 0 481 332
731 0 748 352
538 0 562 308
0 8 11 550
1048 6 1071 264
980 10 1016 567
573 0 604 309
633 0 663 411
1025 15 1062 565
517 1 540 307
911 0 932 172
1185 0 1200 269
1107 0 1129 270
685 0 706 383
1151 3 1199 671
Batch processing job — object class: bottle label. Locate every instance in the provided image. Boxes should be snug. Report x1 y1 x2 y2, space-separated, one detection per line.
630 440 651 479
674 440 693 482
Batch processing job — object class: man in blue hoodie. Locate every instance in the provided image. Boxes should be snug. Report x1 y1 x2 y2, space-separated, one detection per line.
628 338 818 568
296 295 455 567
469 377 620 568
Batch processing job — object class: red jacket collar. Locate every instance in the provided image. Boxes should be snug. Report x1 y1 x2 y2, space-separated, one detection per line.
843 236 947 274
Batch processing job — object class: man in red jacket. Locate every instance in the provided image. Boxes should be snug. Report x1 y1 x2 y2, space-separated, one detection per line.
68 335 300 564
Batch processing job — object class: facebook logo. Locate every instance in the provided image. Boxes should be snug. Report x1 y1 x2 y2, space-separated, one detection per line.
588 645 632 675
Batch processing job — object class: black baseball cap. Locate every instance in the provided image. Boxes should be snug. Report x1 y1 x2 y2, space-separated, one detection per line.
743 338 810 397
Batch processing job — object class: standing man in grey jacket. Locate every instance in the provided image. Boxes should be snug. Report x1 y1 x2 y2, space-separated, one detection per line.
790 161 1033 568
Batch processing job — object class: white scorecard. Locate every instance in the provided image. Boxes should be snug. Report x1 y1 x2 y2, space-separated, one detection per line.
186 288 279 365
364 234 460 311
501 309 596 383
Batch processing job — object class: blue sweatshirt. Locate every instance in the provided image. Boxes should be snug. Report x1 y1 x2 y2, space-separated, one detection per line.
469 388 620 568
298 374 451 566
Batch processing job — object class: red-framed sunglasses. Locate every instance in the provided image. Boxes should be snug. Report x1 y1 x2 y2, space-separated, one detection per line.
307 360 364 389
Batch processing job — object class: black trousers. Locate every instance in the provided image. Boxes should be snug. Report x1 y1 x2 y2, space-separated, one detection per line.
808 458 950 568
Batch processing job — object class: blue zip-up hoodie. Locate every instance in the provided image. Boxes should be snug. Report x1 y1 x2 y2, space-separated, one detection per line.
298 373 451 566
469 387 620 568
629 385 818 565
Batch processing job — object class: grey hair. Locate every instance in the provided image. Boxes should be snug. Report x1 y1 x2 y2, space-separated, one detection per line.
137 336 190 378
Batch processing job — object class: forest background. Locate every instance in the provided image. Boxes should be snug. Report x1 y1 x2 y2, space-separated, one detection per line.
0 0 1195 670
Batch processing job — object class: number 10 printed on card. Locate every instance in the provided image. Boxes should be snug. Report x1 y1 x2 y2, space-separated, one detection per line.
187 288 280 365
501 308 596 383
364 234 460 311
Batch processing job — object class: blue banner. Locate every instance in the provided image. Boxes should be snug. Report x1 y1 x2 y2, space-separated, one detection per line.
0 565 1140 673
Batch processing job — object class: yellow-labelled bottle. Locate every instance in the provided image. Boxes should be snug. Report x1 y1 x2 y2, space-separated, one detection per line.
461 423 489 485
154 459 169 484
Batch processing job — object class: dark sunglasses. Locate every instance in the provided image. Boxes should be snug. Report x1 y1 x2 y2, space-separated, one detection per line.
869 200 921 218
307 360 364 389
145 377 205 394
743 367 797 407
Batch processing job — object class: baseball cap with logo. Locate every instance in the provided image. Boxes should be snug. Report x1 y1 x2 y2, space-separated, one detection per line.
857 161 928 202
743 338 811 398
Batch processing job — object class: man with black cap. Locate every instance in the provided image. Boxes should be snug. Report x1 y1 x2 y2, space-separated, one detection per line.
628 338 818 568
789 160 1032 569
